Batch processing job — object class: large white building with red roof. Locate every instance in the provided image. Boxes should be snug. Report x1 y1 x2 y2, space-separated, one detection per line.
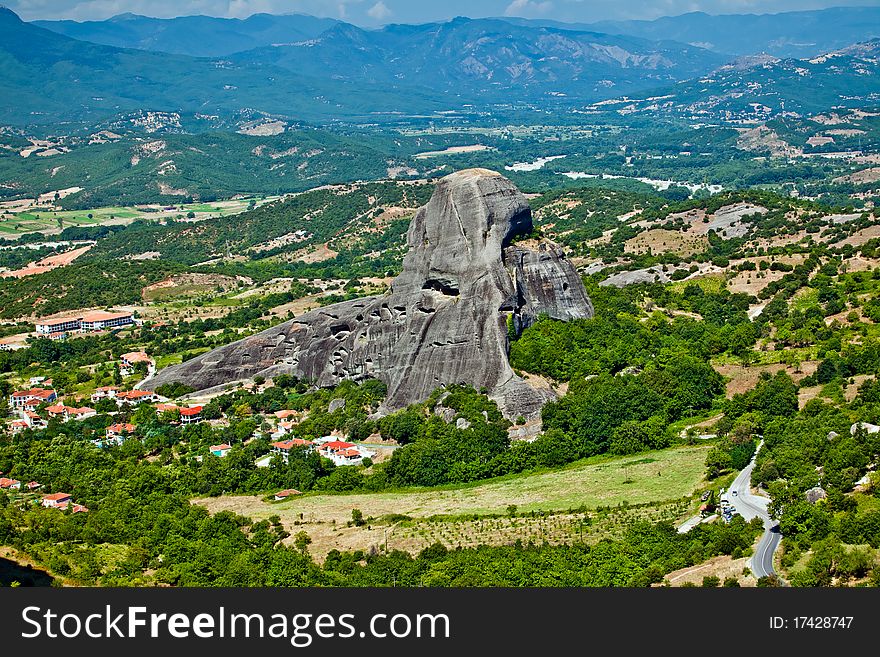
9 388 56 409
35 310 134 336
318 440 375 466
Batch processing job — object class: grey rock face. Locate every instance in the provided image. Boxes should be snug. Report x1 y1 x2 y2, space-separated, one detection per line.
149 169 593 417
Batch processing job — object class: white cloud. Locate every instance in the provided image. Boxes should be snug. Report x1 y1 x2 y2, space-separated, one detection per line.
504 0 553 18
366 1 391 21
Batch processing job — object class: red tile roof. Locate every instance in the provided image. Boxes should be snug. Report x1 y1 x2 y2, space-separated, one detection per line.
12 388 55 399
271 438 312 450
81 311 132 323
180 406 203 416
321 440 356 452
42 492 72 502
68 406 94 416
107 423 136 435
117 390 153 400
121 351 151 363
274 489 302 498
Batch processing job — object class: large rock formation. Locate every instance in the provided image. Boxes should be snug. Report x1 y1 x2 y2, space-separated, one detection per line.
150 169 593 417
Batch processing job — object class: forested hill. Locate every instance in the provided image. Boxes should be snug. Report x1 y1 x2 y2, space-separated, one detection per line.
88 181 434 266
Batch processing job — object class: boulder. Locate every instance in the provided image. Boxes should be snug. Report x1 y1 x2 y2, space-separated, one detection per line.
805 486 827 504
149 169 594 417
851 422 880 436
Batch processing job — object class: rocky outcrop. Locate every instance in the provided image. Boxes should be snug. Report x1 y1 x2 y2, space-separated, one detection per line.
150 169 593 417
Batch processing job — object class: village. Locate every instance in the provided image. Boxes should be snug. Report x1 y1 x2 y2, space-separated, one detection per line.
1 311 379 511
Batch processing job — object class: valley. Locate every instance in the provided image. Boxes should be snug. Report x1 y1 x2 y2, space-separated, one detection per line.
0 3 878 591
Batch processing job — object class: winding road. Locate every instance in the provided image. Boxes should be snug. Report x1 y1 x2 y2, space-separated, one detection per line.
721 441 781 579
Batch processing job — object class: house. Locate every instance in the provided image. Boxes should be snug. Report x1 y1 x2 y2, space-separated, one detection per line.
79 311 134 332
120 351 151 368
91 386 120 402
67 406 96 420
270 439 313 462
41 492 72 508
46 404 96 422
106 423 136 439
180 406 203 425
7 420 28 434
274 409 301 420
270 420 298 439
210 444 233 458
18 409 46 429
9 388 57 409
98 423 137 447
155 403 180 417
61 503 89 513
0 477 22 490
45 403 68 420
319 440 374 466
116 390 158 405
273 489 302 501
26 481 41 491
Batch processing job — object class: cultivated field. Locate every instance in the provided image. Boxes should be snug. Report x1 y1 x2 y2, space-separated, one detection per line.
0 197 276 239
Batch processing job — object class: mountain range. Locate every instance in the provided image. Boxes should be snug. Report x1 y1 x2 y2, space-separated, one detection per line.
514 6 880 59
34 6 880 60
0 7 723 126
33 12 340 58
1 5 878 130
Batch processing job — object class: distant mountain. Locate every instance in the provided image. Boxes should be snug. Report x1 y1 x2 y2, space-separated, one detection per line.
234 17 724 98
0 7 441 126
0 9 725 126
505 6 880 59
594 39 880 120
33 12 340 57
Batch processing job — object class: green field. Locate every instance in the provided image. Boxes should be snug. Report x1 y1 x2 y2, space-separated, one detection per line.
668 273 727 295
201 445 710 520
0 197 275 238
198 445 710 556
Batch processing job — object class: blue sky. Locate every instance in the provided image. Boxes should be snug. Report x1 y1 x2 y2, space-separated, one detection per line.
7 0 877 24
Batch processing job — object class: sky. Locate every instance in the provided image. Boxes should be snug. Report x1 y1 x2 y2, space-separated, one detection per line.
6 0 877 25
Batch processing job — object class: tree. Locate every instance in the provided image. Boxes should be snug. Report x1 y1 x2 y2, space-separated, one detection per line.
293 531 312 553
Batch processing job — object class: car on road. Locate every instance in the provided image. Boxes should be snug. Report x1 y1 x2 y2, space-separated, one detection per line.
732 490 738 496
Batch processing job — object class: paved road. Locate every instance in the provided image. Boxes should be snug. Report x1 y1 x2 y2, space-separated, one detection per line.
721 441 781 580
